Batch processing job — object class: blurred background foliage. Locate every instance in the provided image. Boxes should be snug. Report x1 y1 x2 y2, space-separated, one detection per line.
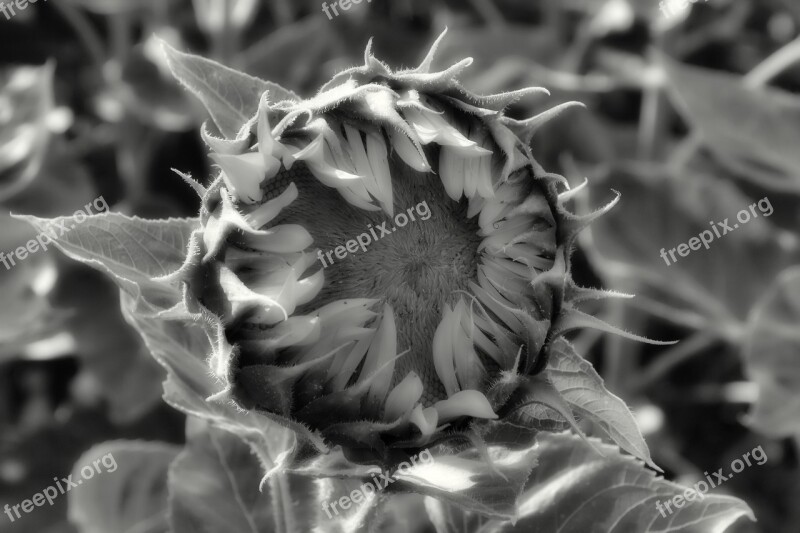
1 0 799 531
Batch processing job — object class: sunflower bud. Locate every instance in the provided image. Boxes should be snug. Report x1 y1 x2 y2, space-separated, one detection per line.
176 30 624 465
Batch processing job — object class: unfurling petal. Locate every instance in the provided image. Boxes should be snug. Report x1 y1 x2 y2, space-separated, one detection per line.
434 390 498 423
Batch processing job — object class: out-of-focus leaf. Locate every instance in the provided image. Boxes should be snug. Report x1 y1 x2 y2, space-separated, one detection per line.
240 16 340 93
585 165 799 321
111 37 195 132
0 63 54 202
662 56 800 193
67 440 180 533
498 432 754 532
434 25 562 95
0 211 63 357
10 213 196 419
53 267 165 423
170 423 315 533
545 339 658 470
161 43 296 138
4 143 97 217
743 266 800 437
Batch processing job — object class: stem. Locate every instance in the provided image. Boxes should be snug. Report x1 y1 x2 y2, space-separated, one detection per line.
468 0 506 28
744 35 800 88
626 295 710 331
603 299 629 393
50 1 106 73
109 12 132 65
638 38 667 160
211 0 238 65
667 132 703 172
270 474 296 533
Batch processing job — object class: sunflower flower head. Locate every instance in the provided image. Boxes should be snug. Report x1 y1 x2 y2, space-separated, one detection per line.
170 30 632 466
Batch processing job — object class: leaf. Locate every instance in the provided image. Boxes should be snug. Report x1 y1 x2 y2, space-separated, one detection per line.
118 289 318 484
424 496 491 533
6 213 180 422
546 339 658 470
662 55 800 193
169 422 315 533
500 432 755 533
314 477 387 533
13 212 197 296
67 440 180 533
391 437 539 520
115 36 196 132
161 42 294 138
743 266 800 437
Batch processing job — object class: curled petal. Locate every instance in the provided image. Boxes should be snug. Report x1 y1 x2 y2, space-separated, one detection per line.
238 224 313 254
409 405 439 437
384 372 423 420
210 152 265 204
243 183 298 230
387 127 431 172
433 305 460 397
434 390 498 423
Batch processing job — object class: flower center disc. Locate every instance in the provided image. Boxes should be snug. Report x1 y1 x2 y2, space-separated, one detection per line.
263 155 483 403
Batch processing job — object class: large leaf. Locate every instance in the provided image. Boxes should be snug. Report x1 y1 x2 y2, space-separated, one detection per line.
118 289 314 485
14 212 197 299
171 421 322 533
161 43 296 138
68 440 180 533
662 55 800 193
743 266 800 437
21 210 314 485
424 496 490 533
10 213 186 421
391 431 539 520
546 339 658 470
500 433 754 533
113 36 196 132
